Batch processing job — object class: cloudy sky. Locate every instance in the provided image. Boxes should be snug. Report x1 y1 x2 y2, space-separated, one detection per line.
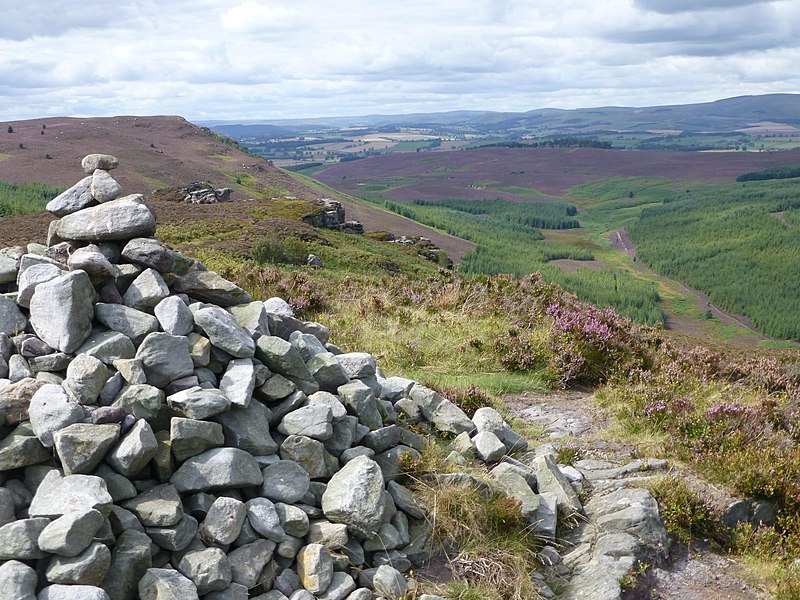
1 0 798 121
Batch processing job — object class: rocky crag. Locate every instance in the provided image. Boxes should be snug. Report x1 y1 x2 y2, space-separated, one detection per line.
0 155 668 600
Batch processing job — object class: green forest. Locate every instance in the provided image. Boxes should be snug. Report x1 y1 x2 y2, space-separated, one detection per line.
412 198 580 229
381 199 664 324
0 180 62 216
629 178 800 339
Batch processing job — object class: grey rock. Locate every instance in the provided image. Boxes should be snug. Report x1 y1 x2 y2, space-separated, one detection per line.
335 352 376 379
0 518 49 559
106 418 158 477
410 384 475 436
278 404 333 440
177 546 232 594
154 296 194 336
307 352 350 393
137 332 195 388
0 254 16 284
29 471 113 517
145 514 198 551
322 455 385 539
200 496 246 545
264 297 294 317
121 484 183 527
123 268 170 311
170 447 263 492
472 406 528 452
39 584 111 600
8 354 33 381
29 270 95 353
378 376 415 402
260 460 311 504
194 307 256 358
187 333 211 367
139 568 199 600
0 422 51 470
167 386 231 420
64 353 109 405
722 499 750 529
94 303 159 346
16 262 63 308
47 176 97 216
246 497 287 542
54 423 121 475
307 520 349 549
490 463 541 522
46 541 111 585
374 445 420 482
121 238 193 275
112 383 163 419
67 245 115 282
289 331 327 362
0 559 37 599
82 153 119 173
337 381 383 431
307 391 347 421
170 417 225 462
29 383 85 447
297 543 334 595
229 302 270 338
280 435 334 479
203 584 249 600
219 358 256 407
101 529 152 600
76 330 137 364
344 590 372 600
214 398 278 455
0 377 47 424
534 454 582 517
37 508 104 556
255 336 313 380
473 430 507 462
56 194 156 241
91 169 123 202
362 425 400 454
275 503 310 537
372 565 406 599
173 271 252 307
387 481 425 520
340 446 374 464
227 539 275 588
257 374 296 401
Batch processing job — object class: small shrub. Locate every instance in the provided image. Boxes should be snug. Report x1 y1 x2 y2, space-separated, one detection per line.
251 236 308 266
442 385 491 417
647 476 721 544
6 125 12 133
18 143 24 149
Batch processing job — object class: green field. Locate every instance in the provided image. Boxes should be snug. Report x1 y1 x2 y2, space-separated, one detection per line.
0 180 63 216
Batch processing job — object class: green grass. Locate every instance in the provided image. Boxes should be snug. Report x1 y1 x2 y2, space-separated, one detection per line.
0 180 63 216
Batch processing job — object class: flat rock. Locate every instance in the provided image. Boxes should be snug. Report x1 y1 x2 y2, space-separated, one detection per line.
167 386 231 420
121 484 183 527
56 195 156 241
46 176 96 216
171 447 263 492
170 417 225 462
121 237 193 275
29 270 95 353
94 303 159 346
82 153 119 173
173 271 252 307
29 471 113 518
45 541 111 586
76 330 137 364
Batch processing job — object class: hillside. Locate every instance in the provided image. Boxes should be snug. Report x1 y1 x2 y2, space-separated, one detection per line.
0 116 473 260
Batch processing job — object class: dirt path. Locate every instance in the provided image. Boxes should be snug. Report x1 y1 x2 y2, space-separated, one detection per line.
608 229 769 342
505 391 768 600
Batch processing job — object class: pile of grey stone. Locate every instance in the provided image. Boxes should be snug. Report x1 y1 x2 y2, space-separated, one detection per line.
0 154 586 600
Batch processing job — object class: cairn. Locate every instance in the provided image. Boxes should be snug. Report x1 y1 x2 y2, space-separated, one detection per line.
0 153 665 600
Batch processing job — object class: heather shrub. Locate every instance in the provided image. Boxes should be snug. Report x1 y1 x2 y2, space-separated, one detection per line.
442 385 492 417
251 236 308 266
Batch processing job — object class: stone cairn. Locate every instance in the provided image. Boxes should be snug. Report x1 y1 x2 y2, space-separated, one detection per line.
0 154 613 600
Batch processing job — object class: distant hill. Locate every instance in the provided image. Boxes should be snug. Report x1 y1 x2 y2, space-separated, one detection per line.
204 93 800 137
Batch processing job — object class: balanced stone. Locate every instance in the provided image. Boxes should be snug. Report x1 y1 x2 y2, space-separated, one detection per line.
90 169 123 202
29 270 94 353
82 153 119 173
46 176 96 216
56 195 156 241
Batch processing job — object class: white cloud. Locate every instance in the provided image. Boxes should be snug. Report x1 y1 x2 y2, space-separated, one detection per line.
0 0 797 120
